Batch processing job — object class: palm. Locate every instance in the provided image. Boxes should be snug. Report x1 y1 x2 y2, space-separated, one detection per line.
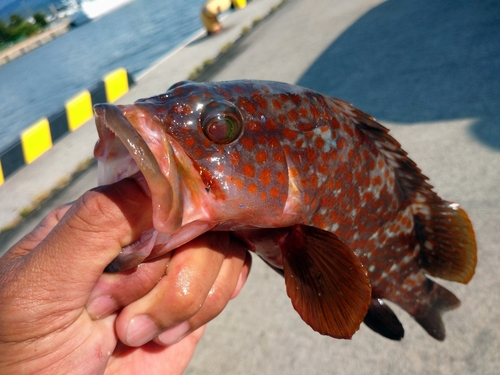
27 310 203 375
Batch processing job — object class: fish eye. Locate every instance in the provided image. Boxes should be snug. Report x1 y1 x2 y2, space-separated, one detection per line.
200 101 243 144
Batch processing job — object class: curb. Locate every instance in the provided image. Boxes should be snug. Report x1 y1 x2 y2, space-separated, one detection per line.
0 68 133 185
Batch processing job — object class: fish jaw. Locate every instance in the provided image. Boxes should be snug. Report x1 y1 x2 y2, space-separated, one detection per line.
93 103 216 235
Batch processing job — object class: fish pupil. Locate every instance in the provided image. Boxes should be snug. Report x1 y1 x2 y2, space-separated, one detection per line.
208 116 235 142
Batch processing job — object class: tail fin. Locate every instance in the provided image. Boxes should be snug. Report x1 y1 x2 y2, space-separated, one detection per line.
410 202 475 340
352 102 477 340
353 107 477 283
412 278 461 340
415 201 477 284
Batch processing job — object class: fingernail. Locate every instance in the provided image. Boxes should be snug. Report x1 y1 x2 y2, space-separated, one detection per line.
231 270 246 300
126 315 159 346
157 321 190 345
87 295 117 319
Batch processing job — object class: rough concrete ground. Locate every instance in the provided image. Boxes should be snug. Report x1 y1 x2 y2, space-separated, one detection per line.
1 0 499 374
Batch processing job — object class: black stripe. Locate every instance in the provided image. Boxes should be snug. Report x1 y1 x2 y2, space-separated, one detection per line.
90 80 107 105
48 110 70 142
0 140 25 179
126 71 135 87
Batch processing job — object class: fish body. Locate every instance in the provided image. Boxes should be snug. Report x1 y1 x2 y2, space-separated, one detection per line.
94 80 476 340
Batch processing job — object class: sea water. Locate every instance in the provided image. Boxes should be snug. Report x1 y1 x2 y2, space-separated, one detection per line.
0 0 206 151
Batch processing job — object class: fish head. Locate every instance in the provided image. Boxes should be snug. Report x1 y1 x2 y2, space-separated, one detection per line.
94 80 292 234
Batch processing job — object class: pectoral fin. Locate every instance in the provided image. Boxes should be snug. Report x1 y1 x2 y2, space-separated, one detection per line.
279 225 371 339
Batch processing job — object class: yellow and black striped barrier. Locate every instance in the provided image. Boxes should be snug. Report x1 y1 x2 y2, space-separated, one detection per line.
0 68 133 186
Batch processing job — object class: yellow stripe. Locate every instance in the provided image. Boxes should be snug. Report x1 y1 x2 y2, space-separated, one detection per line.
21 118 53 164
104 68 129 103
232 0 247 9
0 161 4 185
66 91 93 131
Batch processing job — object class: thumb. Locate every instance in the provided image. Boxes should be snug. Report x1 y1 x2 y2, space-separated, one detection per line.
24 178 153 303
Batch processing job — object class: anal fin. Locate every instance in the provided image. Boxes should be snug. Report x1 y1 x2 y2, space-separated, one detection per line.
363 298 404 340
279 225 371 339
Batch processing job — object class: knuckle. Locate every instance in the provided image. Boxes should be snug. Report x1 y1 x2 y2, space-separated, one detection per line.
167 272 206 320
69 189 126 236
171 289 205 319
80 190 117 223
204 285 228 314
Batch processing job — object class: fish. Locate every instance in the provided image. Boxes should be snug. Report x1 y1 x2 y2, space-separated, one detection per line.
93 80 477 341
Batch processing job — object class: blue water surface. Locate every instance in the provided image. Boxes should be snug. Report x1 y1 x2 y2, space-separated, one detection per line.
0 0 206 151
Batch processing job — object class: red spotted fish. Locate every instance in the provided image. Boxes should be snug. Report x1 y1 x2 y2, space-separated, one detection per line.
93 80 477 341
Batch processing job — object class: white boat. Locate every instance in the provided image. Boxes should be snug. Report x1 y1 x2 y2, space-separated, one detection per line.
79 0 134 19
52 0 80 19
70 0 134 26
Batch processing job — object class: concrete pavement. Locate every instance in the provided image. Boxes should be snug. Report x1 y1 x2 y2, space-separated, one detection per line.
2 0 500 374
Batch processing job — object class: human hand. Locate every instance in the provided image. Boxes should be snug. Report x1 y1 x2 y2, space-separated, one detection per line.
0 179 251 375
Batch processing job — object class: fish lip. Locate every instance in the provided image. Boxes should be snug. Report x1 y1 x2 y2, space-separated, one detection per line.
93 103 182 234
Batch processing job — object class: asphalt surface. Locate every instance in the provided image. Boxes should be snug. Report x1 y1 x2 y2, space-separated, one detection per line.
2 0 500 374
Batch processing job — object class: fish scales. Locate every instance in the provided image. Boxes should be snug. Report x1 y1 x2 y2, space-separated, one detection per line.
165 81 412 295
94 80 477 341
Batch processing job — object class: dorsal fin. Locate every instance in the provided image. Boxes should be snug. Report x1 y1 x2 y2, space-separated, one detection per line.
351 107 439 203
279 225 371 339
352 108 477 284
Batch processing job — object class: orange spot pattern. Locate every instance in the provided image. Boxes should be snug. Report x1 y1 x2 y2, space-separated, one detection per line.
242 163 255 178
160 80 425 307
260 168 271 185
255 150 267 163
185 137 195 148
241 138 255 151
248 183 258 194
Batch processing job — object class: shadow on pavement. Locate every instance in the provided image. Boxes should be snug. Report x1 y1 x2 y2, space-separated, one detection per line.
297 0 500 149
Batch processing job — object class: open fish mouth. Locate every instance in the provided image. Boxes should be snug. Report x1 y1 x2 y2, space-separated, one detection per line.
93 103 183 234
